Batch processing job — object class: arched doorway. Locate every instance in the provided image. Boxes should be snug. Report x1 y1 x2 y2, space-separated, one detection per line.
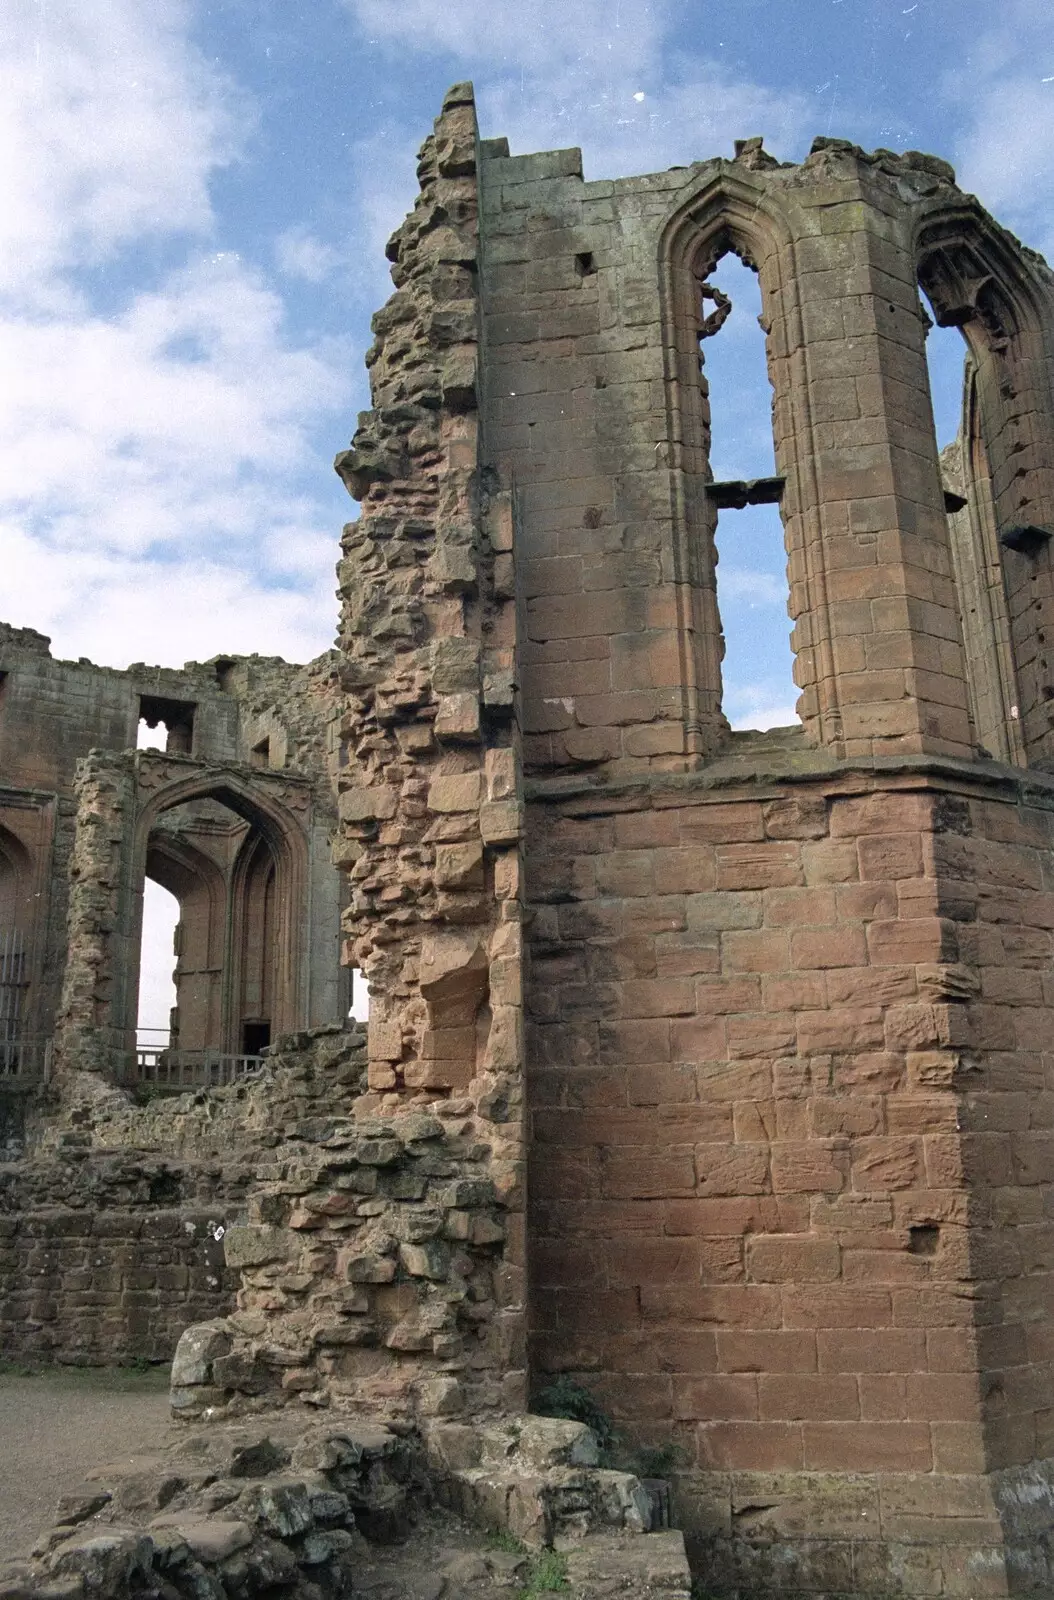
0 827 32 1071
128 776 305 1083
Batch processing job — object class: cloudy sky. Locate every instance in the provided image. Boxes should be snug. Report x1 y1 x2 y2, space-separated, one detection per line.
5 0 1050 1032
3 0 1052 685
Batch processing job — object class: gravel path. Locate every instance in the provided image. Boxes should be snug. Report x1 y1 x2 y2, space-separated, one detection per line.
0 1369 174 1561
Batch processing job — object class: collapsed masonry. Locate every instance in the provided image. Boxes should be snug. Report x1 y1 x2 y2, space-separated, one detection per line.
5 79 1054 1599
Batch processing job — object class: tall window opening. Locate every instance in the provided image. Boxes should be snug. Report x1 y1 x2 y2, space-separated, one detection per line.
919 251 1025 765
700 252 798 731
140 793 283 1066
924 317 969 455
137 878 179 1050
0 829 30 1064
349 967 370 1023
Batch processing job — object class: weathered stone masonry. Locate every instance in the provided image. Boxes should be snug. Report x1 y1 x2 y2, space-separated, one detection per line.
6 79 1054 1600
286 90 1054 1596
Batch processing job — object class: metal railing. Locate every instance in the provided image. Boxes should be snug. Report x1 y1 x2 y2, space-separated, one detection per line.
118 1047 267 1091
0 1036 51 1082
1 930 28 1056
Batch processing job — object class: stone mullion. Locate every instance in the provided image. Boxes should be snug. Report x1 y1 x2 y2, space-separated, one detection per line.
944 380 1025 765
767 231 844 751
979 311 1054 765
792 207 971 759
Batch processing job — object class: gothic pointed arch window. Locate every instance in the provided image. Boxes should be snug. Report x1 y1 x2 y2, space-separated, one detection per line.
693 248 798 734
660 187 805 754
918 217 1054 766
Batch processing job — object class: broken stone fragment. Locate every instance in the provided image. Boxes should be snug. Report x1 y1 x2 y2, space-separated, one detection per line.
54 1489 112 1528
434 840 484 889
440 352 478 410
48 1531 154 1591
396 1112 445 1143
223 1225 292 1269
338 785 399 823
430 636 480 692
434 692 481 741
312 1320 378 1347
428 545 477 593
479 799 521 846
158 1518 252 1563
170 1319 232 1388
334 439 405 502
416 1375 464 1416
399 1239 450 1278
343 1249 397 1284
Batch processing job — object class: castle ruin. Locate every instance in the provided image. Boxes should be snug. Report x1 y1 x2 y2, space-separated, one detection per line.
4 82 1054 1597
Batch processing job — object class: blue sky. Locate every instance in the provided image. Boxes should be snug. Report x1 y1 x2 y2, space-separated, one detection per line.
3 0 1053 700
7 0 1049 1031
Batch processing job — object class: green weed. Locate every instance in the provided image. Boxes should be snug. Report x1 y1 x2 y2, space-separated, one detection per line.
517 1549 569 1596
532 1376 616 1455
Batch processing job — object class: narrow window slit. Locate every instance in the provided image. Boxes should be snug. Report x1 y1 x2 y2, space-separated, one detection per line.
697 252 799 732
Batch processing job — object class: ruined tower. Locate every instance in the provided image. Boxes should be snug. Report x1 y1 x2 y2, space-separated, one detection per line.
328 85 1054 1596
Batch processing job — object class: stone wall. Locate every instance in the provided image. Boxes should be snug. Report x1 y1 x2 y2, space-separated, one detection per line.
525 749 1054 1592
0 1151 243 1363
319 82 529 1415
7 79 1054 1600
0 624 346 1091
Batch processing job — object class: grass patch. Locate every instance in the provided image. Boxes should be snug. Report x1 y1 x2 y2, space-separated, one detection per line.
532 1376 616 1456
485 1527 528 1554
518 1549 569 1596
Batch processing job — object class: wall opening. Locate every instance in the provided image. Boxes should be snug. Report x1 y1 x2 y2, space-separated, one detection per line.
919 261 1024 765
242 1020 271 1055
250 737 270 769
0 827 32 1066
349 967 370 1023
698 252 798 731
924 315 969 454
137 876 179 1050
138 694 195 755
140 792 286 1060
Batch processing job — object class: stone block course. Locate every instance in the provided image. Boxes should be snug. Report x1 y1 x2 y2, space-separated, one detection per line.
9 81 1054 1600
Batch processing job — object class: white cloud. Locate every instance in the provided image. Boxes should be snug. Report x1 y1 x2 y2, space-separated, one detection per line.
275 229 342 284
352 0 659 77
345 0 810 180
0 0 351 670
718 569 788 608
0 0 245 303
0 255 346 556
3 522 335 667
947 0 1054 257
726 684 800 732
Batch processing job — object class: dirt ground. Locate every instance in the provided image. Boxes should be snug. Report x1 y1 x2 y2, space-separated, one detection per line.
0 1365 174 1562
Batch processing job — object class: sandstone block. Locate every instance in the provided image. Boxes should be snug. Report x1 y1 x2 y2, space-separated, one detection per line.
435 840 484 889
435 692 481 740
419 929 488 999
427 772 481 812
223 1226 292 1269
338 786 399 822
481 799 522 845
